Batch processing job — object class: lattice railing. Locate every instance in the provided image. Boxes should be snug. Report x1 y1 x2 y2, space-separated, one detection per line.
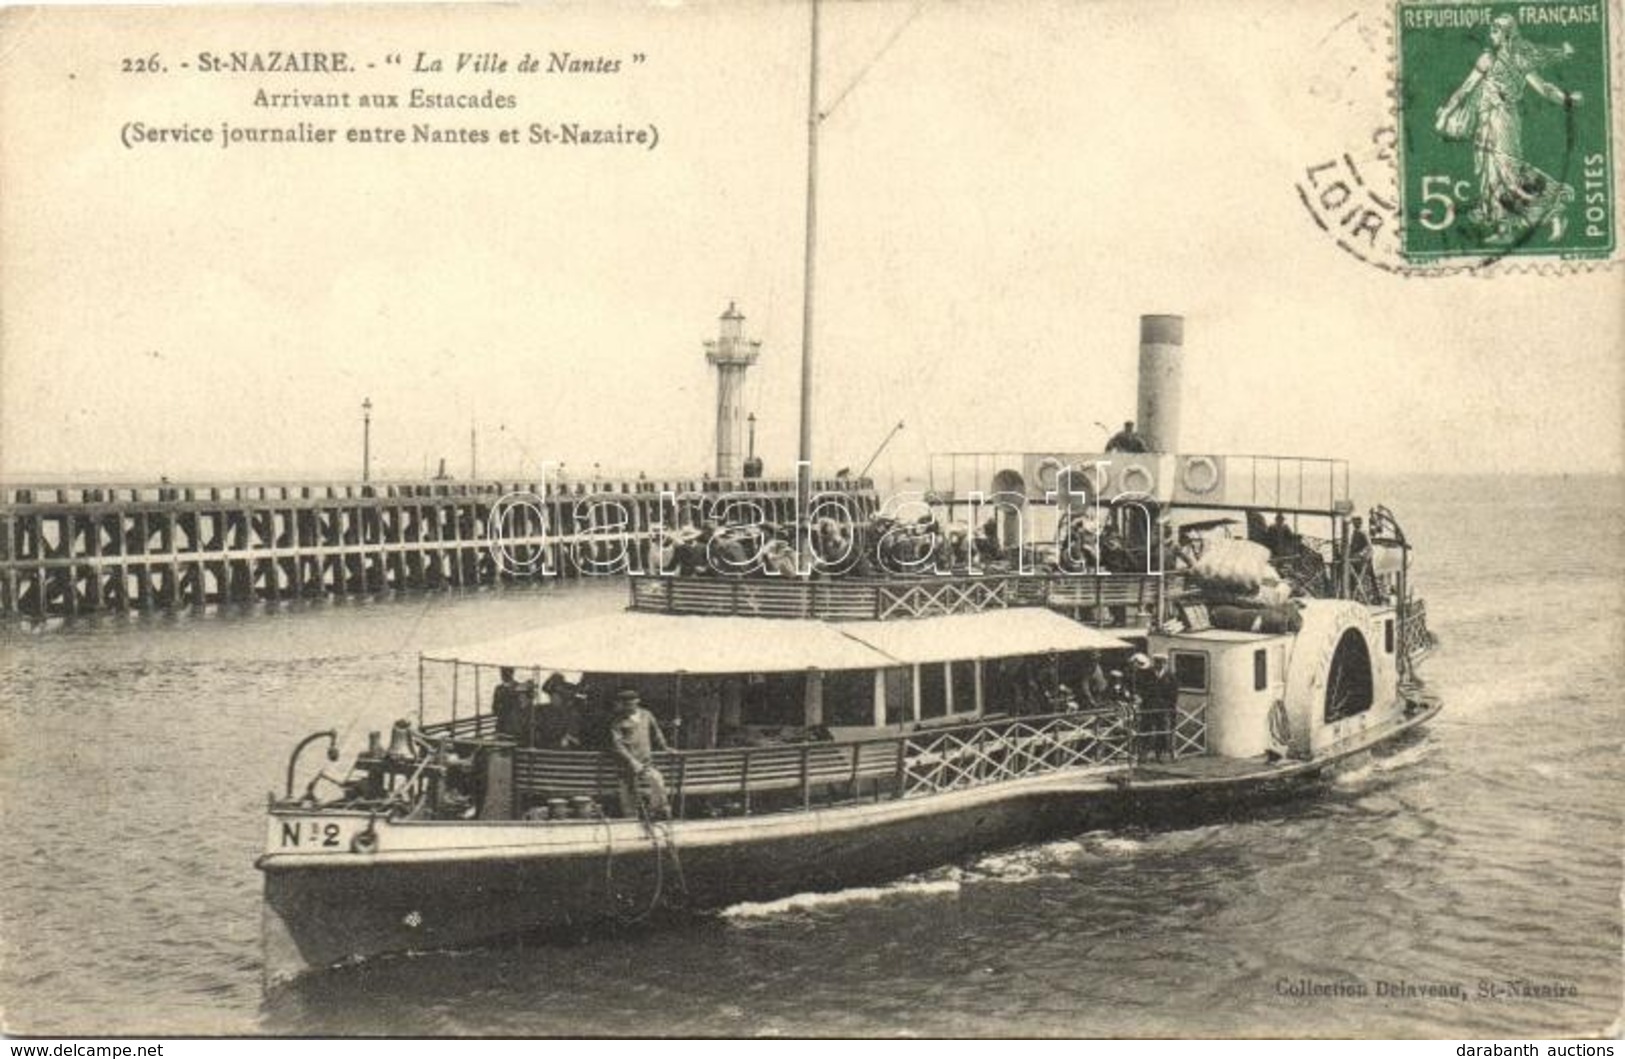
899 708 1132 797
1399 598 1434 661
629 571 1167 625
876 578 1016 619
420 699 1209 816
1172 699 1207 758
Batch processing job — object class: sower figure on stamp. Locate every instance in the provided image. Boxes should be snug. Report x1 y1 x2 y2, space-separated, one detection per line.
1435 14 1581 244
610 689 671 819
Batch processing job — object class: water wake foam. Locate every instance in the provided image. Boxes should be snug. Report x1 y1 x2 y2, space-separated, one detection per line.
720 878 961 920
1372 742 1433 773
719 833 1141 920
960 833 1147 882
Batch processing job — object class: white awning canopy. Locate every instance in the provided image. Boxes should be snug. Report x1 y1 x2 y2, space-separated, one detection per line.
841 609 1132 665
424 612 897 674
427 607 1132 675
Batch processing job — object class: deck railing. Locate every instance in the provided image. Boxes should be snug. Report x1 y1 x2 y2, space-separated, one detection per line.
1399 598 1434 662
628 571 1178 624
899 709 1135 796
420 702 1206 819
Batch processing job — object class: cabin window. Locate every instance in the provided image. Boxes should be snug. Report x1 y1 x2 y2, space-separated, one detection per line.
1171 651 1209 693
1253 649 1268 691
883 667 914 725
919 663 949 719
822 668 876 727
1384 619 1395 655
949 660 977 715
1323 629 1375 724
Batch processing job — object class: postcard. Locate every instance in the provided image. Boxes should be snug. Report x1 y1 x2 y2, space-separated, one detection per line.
0 0 1619 1040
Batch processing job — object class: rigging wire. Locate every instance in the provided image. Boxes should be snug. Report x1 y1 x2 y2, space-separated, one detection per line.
819 4 924 122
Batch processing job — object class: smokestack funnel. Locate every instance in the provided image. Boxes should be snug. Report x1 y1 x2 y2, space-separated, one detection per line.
1136 314 1185 453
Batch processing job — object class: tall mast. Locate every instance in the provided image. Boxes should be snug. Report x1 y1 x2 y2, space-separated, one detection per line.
796 0 821 566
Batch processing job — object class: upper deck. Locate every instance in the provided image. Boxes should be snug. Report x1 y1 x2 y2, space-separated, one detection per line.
628 570 1178 626
928 451 1353 515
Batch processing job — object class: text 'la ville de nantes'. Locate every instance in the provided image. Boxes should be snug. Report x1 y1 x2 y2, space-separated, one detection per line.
195 50 624 74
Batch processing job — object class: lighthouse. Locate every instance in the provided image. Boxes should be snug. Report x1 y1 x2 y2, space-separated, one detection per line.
704 302 761 479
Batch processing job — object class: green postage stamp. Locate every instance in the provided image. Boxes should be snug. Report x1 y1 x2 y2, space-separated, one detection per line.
1397 1 1615 261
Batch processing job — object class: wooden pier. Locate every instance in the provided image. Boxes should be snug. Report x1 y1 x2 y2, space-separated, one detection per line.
0 476 875 619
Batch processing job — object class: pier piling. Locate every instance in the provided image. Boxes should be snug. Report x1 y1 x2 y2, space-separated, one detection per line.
0 476 874 619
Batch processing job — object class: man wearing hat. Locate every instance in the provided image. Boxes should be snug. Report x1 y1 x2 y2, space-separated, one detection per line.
609 689 671 819
1106 420 1147 453
1077 651 1110 709
1133 654 1179 761
491 667 536 747
1347 516 1374 598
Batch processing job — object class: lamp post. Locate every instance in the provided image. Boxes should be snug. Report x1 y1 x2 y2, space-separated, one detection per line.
362 397 373 483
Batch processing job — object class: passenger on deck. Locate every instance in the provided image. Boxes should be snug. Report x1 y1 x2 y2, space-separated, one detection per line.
535 672 584 749
491 667 533 747
812 517 852 574
1348 516 1371 563
1078 652 1110 708
1146 655 1180 761
1346 516 1374 596
977 516 1001 562
1130 653 1166 761
1173 528 1203 570
1105 421 1148 453
1106 669 1133 709
610 689 671 819
1268 513 1299 558
1098 527 1137 573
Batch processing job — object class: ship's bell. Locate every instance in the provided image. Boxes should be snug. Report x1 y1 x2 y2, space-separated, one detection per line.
386 719 417 763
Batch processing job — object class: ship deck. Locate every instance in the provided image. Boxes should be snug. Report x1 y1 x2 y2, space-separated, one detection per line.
1129 755 1291 783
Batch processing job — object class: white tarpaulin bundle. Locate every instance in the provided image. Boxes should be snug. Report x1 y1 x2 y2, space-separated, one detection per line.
426 608 1130 674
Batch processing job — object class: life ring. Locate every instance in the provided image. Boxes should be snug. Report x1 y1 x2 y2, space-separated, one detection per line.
1055 463 1102 506
1118 463 1155 497
1034 456 1064 494
1067 462 1110 498
1181 455 1220 495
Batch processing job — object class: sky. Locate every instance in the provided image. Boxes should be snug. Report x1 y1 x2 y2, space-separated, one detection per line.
1 0 1621 488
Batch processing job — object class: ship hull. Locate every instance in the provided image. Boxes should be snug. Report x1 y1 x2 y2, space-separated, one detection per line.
264 779 1105 985
262 703 1437 984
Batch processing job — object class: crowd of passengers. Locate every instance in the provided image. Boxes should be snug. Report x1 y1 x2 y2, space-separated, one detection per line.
658 510 1165 578
488 669 836 754
487 650 1182 763
990 651 1180 761
657 505 1340 582
657 514 994 578
475 652 1185 820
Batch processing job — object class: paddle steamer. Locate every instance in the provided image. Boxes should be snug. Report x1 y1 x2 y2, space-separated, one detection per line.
258 314 1438 983
257 2 1438 983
